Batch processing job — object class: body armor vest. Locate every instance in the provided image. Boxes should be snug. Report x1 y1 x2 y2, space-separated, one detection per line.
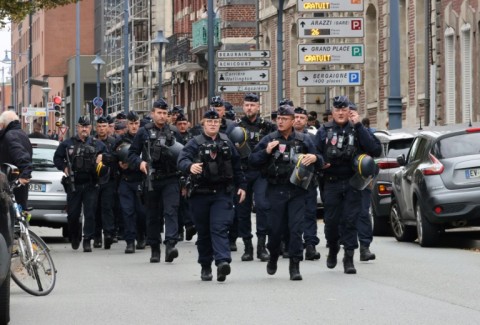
238 117 273 150
71 137 97 174
324 122 357 165
143 123 177 176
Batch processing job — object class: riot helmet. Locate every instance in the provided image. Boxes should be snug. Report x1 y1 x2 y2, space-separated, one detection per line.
229 126 250 158
349 154 378 190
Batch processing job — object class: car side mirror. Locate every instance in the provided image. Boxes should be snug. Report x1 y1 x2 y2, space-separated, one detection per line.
396 154 406 166
1 163 20 183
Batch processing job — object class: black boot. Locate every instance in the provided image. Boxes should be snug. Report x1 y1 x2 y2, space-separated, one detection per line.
93 236 102 248
289 259 302 281
83 239 92 253
165 242 179 263
266 254 279 275
150 245 161 263
326 244 340 269
185 225 197 241
360 246 376 261
229 238 237 252
217 262 231 282
241 238 253 261
305 245 321 261
201 265 213 281
281 241 289 259
104 235 113 250
125 242 135 254
343 249 357 274
257 236 270 262
136 239 146 250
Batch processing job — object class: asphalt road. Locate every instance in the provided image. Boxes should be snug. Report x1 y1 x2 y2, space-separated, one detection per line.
8 224 480 325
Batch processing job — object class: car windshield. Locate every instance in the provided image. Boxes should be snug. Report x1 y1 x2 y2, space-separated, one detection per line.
433 133 480 159
387 139 413 158
32 147 56 169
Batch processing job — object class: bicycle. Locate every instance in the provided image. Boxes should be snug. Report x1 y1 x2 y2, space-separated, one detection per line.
2 163 56 296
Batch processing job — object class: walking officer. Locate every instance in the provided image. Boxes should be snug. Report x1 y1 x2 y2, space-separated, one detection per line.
53 116 107 252
177 109 246 282
315 96 381 274
249 105 323 281
114 111 147 253
128 99 181 263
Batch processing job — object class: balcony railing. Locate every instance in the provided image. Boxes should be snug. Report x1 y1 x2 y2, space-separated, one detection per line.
192 18 220 53
165 33 195 64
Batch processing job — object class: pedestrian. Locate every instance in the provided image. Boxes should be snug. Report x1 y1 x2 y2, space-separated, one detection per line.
128 99 181 263
315 96 381 274
249 105 323 281
0 111 33 210
28 122 49 139
53 116 107 252
177 109 246 282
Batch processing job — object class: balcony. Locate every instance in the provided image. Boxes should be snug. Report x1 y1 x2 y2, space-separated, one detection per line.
165 33 203 73
191 18 220 54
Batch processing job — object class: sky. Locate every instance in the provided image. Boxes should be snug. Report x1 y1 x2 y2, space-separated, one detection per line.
0 22 11 82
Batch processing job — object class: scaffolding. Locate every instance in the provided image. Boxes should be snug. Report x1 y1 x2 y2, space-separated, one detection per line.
104 0 152 115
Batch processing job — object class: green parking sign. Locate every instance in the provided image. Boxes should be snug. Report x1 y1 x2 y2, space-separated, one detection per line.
352 46 362 56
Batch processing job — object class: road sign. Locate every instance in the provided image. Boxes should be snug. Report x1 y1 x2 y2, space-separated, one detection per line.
93 97 104 107
217 70 270 83
297 70 362 87
298 44 364 65
47 102 54 111
217 50 271 59
297 0 364 12
94 106 103 116
217 60 271 69
218 85 269 93
298 18 364 38
21 107 47 117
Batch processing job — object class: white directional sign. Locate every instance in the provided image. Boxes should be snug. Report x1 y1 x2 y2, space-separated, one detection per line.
217 50 271 59
217 60 271 69
298 44 364 65
21 107 47 117
217 70 270 83
297 70 362 86
217 85 269 93
298 18 364 38
297 0 364 12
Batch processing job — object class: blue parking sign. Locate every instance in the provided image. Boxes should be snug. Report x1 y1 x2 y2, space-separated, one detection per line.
349 72 360 84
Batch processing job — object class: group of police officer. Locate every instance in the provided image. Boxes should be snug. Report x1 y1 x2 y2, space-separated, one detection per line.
52 92 381 282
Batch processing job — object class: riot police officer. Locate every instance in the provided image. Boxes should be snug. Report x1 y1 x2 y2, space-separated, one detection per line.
230 93 276 262
249 105 323 281
128 99 181 263
114 111 147 253
315 96 381 274
53 116 107 252
177 109 246 282
210 96 234 133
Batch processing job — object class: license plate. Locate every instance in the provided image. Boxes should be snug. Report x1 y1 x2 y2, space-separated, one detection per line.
465 168 480 179
29 183 46 192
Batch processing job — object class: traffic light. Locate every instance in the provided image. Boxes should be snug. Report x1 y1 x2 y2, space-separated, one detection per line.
53 96 62 117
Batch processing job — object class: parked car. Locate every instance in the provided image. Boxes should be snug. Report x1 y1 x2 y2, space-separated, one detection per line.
370 129 417 235
390 124 480 246
28 138 68 237
0 169 13 324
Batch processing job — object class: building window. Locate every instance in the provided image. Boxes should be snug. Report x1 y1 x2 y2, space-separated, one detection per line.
460 24 472 124
444 27 455 125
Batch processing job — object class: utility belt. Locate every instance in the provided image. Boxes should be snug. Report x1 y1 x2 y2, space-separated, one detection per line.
323 174 352 183
192 183 233 195
151 171 179 180
267 177 291 185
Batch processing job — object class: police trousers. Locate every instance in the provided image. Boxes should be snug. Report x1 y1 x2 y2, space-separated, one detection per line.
66 183 98 240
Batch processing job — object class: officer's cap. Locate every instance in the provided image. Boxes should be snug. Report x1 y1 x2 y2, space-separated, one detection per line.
244 93 259 102
348 102 358 111
114 121 127 131
175 113 188 123
332 95 350 108
223 101 233 111
210 96 224 107
126 111 139 121
277 105 295 116
77 116 91 126
153 98 169 109
96 116 108 124
271 110 278 119
171 105 184 114
279 98 294 106
106 115 115 124
116 112 127 120
294 107 308 116
203 109 220 119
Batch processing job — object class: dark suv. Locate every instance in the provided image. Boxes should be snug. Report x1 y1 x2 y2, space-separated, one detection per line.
0 171 12 324
370 129 416 235
390 125 480 247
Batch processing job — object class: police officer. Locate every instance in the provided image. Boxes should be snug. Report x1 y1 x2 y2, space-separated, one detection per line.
177 109 246 282
114 111 148 253
293 107 321 260
210 96 234 133
230 93 276 262
128 99 181 263
315 96 382 274
249 105 323 281
53 116 107 252
93 116 117 249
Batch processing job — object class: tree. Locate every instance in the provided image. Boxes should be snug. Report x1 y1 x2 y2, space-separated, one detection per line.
0 0 79 24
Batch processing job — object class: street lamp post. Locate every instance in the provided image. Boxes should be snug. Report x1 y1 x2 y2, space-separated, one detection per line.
151 30 169 101
41 87 51 134
271 0 285 104
2 50 24 115
91 54 105 116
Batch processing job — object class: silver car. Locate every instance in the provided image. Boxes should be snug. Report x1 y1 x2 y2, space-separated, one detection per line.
28 138 68 236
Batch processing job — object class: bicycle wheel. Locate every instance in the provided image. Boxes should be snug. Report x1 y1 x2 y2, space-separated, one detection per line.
11 230 56 296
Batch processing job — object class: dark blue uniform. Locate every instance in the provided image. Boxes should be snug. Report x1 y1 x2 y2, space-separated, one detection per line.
53 135 106 250
177 132 246 281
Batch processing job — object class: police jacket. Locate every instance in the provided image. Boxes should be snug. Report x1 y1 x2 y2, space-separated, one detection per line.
249 128 323 185
113 132 143 182
177 132 246 191
174 130 193 146
96 135 117 183
53 135 106 184
0 120 33 179
128 122 179 179
315 120 382 178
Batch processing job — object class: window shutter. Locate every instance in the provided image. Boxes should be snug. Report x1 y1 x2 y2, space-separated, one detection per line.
461 24 472 124
444 27 455 125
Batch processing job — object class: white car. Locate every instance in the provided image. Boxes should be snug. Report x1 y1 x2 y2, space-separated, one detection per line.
28 138 68 236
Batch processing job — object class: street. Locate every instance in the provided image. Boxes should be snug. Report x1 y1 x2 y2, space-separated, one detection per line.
9 223 480 325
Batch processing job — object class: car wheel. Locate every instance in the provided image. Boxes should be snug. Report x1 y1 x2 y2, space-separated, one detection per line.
390 200 416 242
371 205 391 236
415 201 440 247
0 269 10 325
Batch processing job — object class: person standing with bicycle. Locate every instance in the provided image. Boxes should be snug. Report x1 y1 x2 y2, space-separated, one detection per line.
53 116 107 252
